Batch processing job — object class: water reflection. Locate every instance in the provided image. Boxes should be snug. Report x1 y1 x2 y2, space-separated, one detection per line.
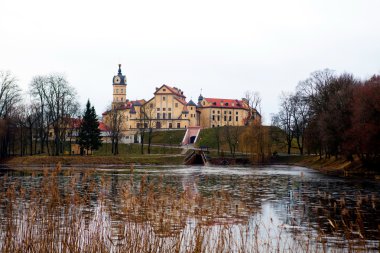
0 165 379 251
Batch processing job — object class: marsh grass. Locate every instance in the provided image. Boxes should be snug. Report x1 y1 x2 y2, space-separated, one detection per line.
0 166 378 252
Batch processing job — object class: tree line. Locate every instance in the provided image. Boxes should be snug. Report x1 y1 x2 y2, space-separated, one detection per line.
0 71 101 158
272 69 380 167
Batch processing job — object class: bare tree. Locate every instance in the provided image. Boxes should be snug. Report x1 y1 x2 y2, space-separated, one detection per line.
106 108 125 155
243 91 269 162
30 76 48 154
214 127 222 155
244 90 262 116
224 124 240 158
137 103 156 154
24 102 40 155
290 88 311 155
40 74 78 156
0 71 21 158
272 92 294 154
0 71 20 118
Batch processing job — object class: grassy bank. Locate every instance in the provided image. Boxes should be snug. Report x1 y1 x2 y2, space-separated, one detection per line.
0 143 186 166
271 155 377 177
142 129 186 145
0 154 185 166
94 143 182 156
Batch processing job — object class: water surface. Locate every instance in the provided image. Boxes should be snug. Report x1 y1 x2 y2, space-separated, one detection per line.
0 164 379 252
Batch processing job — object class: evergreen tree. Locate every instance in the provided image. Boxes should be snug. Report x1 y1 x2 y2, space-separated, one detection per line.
78 100 102 155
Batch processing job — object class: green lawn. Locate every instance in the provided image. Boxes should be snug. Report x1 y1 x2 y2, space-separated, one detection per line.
196 125 301 156
142 129 186 145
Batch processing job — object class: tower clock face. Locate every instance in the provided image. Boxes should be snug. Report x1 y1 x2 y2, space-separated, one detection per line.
114 77 121 84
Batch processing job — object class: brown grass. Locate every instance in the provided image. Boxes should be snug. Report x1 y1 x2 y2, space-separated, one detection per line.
1 154 185 166
0 166 377 252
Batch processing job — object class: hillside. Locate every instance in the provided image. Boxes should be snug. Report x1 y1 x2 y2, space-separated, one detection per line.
195 125 294 156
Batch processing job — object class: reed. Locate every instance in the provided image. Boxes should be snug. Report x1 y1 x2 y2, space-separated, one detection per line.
0 168 378 252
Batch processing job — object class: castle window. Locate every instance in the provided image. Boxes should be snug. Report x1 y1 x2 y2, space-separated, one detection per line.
224 111 226 114
163 89 166 91
229 111 232 114
168 113 171 119
121 89 123 93
157 113 160 119
116 89 119 93
218 111 220 114
163 96 166 101
177 123 180 128
169 123 172 128
168 108 172 111
236 111 238 115
236 116 238 121
163 113 166 119
175 103 178 108
163 108 166 111
224 116 227 121
150 104 153 108
229 116 232 121
212 110 215 114
217 116 220 121
157 108 160 111
212 115 215 120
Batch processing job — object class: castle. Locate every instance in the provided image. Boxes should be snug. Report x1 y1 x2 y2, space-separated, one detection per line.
102 65 261 143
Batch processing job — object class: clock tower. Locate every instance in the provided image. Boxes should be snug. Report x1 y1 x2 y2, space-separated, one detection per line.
112 64 127 107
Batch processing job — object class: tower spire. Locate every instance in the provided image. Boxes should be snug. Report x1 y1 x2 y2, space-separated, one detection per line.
118 64 122 75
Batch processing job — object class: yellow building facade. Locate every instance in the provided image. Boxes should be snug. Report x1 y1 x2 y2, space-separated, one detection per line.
103 65 261 137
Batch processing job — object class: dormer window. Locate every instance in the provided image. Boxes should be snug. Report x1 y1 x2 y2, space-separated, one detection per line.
225 103 229 106
232 103 234 106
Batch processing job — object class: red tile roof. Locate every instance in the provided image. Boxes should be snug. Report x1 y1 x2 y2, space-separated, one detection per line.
98 122 110 132
154 84 186 99
174 97 187 105
67 118 82 128
203 98 248 109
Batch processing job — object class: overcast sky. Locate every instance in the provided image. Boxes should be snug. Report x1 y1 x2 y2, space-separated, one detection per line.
1 0 379 123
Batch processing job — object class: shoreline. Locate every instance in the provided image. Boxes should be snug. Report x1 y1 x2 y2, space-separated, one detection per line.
1 154 379 180
0 154 185 167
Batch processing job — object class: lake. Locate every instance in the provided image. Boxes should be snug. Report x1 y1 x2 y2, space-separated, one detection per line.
0 164 379 252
